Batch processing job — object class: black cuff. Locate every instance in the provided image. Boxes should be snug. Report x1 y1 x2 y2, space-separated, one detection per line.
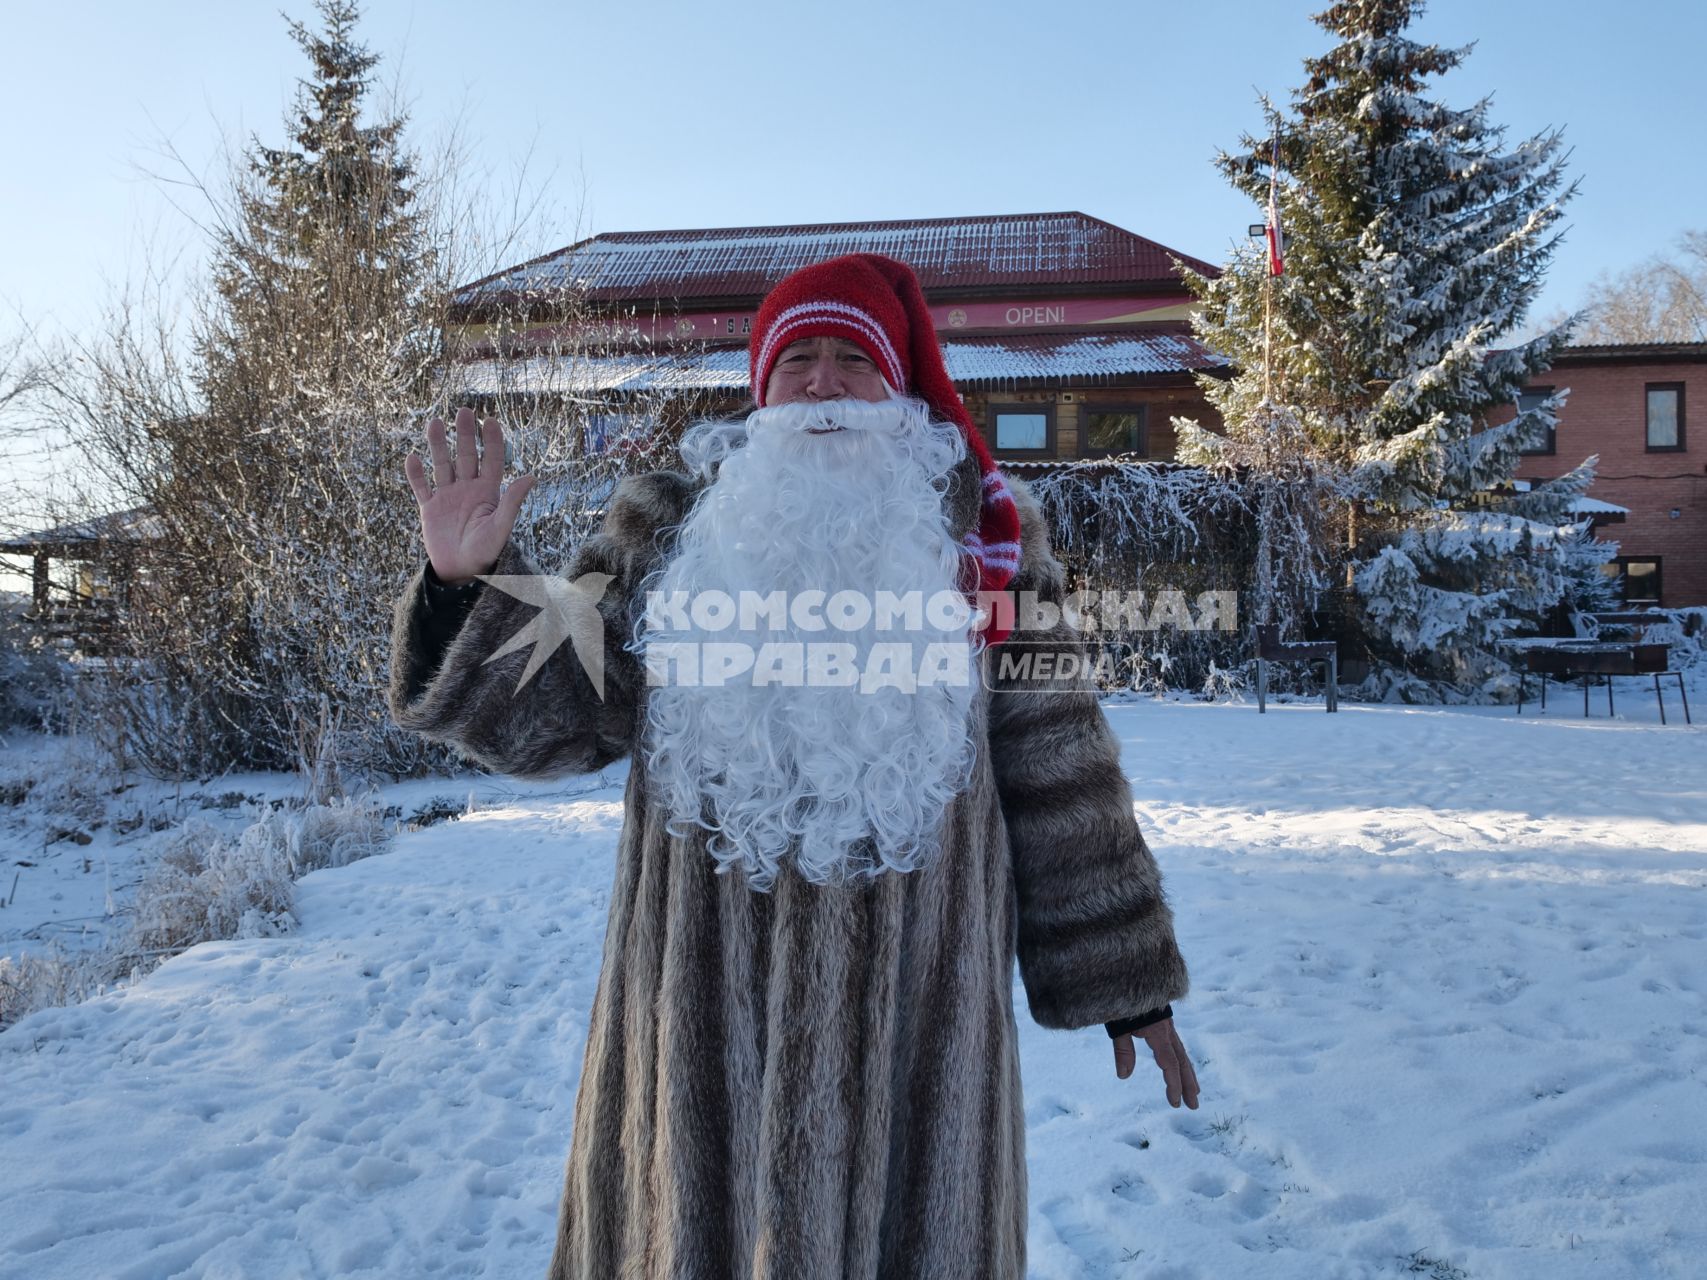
423 560 484 607
406 561 485 699
1104 1004 1173 1039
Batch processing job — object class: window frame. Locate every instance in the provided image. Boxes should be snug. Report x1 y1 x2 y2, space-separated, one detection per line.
988 401 1057 459
1603 555 1663 607
1644 382 1685 453
1514 384 1556 457
582 409 649 456
1079 403 1151 459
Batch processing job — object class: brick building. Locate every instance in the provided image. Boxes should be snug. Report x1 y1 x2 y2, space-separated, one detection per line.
1506 343 1706 608
448 211 1229 469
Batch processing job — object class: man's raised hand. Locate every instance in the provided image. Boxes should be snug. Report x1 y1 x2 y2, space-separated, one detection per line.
1113 1017 1201 1109
403 407 536 585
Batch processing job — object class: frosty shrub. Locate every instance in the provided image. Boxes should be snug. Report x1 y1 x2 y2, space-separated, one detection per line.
0 944 125 1031
1557 521 1623 622
8 732 120 832
128 797 390 955
1023 461 1265 696
129 815 297 954
1 794 393 1030
0 594 74 733
1680 609 1707 670
258 793 391 877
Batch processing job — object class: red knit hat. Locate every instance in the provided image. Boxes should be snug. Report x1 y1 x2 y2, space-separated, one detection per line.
749 252 1023 644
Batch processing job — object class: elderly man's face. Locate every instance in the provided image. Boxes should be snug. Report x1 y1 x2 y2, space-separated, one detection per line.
765 336 891 406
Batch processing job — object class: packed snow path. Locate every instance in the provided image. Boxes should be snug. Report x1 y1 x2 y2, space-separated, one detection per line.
3 699 1703 1279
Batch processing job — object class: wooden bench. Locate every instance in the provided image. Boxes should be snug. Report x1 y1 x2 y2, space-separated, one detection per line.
1254 623 1339 713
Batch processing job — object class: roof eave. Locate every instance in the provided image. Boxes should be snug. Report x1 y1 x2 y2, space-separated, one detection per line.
1552 342 1707 366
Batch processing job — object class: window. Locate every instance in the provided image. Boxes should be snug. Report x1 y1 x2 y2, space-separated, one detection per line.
1081 405 1149 458
1645 383 1684 451
989 403 1055 456
1515 386 1555 456
583 411 648 455
1600 556 1663 607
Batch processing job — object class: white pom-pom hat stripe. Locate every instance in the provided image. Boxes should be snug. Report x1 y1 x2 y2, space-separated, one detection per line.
754 301 906 403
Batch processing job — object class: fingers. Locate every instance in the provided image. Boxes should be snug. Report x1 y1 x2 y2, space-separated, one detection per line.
1140 1020 1188 1108
480 414 507 479
1120 1020 1205 1111
422 408 509 492
1112 1033 1136 1080
426 416 453 483
496 473 536 532
403 450 433 506
1172 1026 1202 1110
1152 1038 1183 1108
454 406 480 480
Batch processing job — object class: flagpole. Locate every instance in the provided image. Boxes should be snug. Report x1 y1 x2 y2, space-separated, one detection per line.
1262 127 1278 407
1263 256 1273 407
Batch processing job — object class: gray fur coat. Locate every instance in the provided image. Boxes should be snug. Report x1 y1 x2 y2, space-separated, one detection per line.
386 449 1190 1279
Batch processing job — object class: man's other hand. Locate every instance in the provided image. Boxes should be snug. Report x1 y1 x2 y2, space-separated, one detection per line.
1112 1017 1200 1109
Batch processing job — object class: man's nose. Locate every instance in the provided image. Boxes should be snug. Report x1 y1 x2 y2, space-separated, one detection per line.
803 354 846 399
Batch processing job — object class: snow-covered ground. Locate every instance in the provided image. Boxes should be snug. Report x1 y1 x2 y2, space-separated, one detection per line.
2 682 1703 1279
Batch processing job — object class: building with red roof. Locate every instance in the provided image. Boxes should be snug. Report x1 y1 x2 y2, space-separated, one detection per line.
448 210 1229 465
451 212 1704 607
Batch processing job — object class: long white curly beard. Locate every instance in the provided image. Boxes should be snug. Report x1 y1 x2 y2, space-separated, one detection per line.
634 394 980 891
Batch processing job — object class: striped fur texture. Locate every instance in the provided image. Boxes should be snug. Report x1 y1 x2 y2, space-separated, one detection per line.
386 455 1189 1279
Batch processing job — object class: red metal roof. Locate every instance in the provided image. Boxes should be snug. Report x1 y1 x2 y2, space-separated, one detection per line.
456 212 1220 308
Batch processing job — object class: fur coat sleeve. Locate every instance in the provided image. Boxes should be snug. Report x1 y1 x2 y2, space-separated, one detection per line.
386 470 696 780
986 480 1191 1030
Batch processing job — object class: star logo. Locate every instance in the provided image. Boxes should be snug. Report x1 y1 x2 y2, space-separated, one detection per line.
476 571 617 699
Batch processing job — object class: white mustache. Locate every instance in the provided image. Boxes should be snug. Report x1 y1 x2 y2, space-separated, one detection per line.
746 395 923 437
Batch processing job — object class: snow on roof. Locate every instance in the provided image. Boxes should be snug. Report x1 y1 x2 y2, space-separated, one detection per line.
943 332 1225 384
456 347 753 398
0 506 163 552
453 332 1224 398
1568 495 1629 515
455 212 1220 307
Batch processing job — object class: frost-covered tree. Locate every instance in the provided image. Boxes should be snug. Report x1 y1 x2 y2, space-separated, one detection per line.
50 0 719 777
197 0 434 422
1571 230 1707 344
147 0 446 774
44 0 454 778
1176 0 1606 700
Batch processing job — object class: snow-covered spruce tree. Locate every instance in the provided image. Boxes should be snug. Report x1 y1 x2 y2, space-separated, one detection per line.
61 0 452 778
164 0 443 775
1176 0 1604 701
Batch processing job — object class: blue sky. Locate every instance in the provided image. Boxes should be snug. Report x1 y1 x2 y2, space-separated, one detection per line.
3 0 1704 343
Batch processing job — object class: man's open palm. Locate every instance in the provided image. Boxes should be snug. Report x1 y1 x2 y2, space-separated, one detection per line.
1113 1018 1201 1109
403 406 535 584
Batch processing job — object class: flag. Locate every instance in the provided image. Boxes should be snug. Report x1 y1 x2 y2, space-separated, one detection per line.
1266 135 1286 277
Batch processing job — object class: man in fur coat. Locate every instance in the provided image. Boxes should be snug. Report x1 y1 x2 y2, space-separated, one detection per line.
388 253 1197 1279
